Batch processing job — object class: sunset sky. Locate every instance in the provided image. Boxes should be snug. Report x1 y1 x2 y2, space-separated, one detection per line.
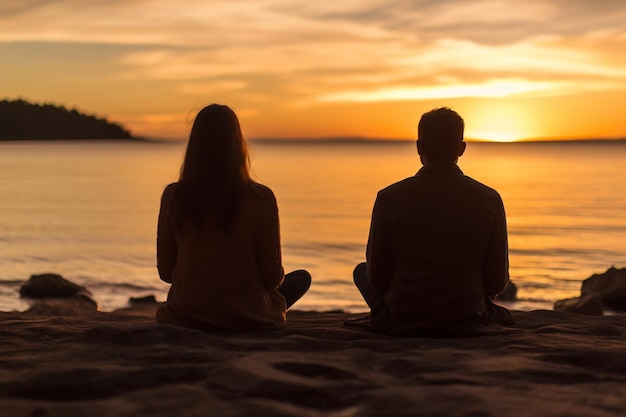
1 0 626 141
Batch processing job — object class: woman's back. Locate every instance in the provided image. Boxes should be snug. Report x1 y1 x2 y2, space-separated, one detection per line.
156 181 287 330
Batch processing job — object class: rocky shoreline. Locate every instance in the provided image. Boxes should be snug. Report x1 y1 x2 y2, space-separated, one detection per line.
16 266 626 318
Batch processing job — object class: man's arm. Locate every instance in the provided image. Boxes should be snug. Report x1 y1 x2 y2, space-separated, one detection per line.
366 194 393 297
483 196 510 298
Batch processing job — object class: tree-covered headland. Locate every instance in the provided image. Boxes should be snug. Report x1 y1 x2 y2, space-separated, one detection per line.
0 99 134 140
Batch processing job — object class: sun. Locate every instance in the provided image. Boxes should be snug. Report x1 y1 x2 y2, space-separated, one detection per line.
464 102 538 142
466 131 525 143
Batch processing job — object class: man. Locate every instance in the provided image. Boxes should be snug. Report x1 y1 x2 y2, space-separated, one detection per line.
353 107 513 336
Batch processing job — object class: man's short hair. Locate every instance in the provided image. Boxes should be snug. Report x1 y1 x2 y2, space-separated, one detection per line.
418 107 465 163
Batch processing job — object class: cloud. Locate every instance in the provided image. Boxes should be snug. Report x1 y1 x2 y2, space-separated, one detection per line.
2 0 626 118
3 0 625 47
317 78 556 102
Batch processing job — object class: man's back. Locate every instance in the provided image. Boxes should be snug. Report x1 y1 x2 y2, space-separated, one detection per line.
366 164 509 335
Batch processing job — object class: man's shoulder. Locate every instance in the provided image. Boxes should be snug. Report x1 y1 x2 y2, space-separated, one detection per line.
378 176 416 194
378 176 416 196
378 173 502 201
460 175 502 198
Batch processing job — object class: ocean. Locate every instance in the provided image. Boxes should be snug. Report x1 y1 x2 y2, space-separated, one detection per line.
1 139 625 313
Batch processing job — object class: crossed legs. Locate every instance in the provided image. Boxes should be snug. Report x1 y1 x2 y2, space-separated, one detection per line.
278 269 312 309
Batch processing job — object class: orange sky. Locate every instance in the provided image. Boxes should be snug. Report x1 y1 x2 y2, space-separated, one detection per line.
1 1 626 141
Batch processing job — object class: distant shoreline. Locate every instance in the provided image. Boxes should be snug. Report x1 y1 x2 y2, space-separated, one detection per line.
0 136 149 142
249 137 626 145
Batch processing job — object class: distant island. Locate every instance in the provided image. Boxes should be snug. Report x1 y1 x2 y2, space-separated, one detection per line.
0 99 134 140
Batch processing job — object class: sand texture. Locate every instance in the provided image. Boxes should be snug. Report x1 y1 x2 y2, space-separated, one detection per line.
1 305 626 417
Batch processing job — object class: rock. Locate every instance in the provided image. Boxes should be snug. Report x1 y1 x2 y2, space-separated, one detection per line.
108 295 160 316
20 273 98 314
554 294 604 316
497 281 517 301
129 295 158 305
20 273 88 299
580 267 626 311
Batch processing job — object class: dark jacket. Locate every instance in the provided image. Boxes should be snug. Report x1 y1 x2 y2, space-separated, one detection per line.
367 164 509 335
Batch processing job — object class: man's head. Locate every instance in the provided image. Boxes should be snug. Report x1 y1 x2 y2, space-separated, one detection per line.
417 107 466 164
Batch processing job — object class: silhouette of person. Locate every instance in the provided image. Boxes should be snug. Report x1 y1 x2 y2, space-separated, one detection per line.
156 104 311 331
353 107 514 336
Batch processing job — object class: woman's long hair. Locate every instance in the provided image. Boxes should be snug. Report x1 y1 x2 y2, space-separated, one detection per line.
174 104 251 231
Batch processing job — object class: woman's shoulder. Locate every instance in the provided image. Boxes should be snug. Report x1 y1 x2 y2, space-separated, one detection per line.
159 182 182 207
162 182 179 197
248 181 277 203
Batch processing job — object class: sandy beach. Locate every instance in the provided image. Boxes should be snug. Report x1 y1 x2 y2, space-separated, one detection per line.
2 301 626 417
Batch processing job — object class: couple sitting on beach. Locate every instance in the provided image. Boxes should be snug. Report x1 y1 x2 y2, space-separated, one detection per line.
155 104 514 336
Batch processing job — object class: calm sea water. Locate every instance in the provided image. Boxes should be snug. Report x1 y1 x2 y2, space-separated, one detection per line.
0 139 625 313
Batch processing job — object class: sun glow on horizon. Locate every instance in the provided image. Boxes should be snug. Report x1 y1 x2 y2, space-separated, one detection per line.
463 102 541 143
466 132 526 143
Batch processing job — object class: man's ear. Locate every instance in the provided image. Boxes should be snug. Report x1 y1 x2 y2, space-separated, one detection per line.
416 140 422 155
458 141 466 157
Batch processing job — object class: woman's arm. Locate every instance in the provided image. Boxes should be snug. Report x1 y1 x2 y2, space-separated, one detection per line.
257 186 285 289
157 184 177 283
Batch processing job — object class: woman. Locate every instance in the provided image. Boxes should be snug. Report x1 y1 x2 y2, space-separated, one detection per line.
156 104 310 331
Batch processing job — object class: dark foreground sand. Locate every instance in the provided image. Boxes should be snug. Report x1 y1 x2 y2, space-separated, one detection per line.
1 305 626 417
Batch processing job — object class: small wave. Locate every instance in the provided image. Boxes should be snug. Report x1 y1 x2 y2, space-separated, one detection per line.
85 281 159 292
284 241 364 253
510 247 595 256
0 279 25 286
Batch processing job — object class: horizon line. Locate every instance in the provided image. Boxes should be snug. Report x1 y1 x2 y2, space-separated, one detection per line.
247 136 626 144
